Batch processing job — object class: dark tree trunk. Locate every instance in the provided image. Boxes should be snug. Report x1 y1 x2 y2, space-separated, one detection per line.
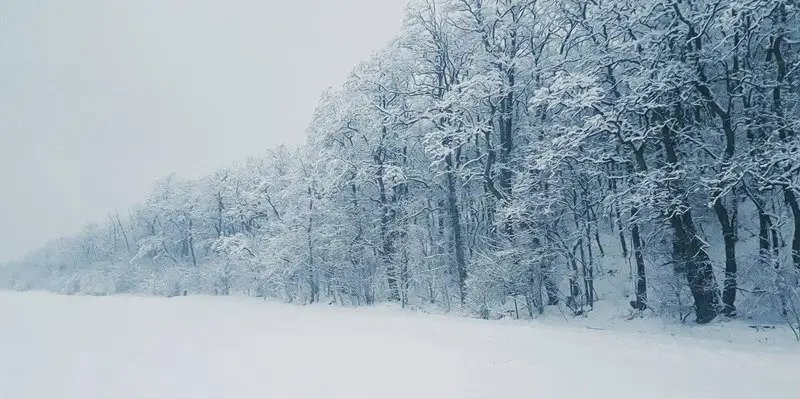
617 214 628 259
713 197 738 316
578 237 590 308
187 219 197 268
768 9 800 270
445 153 467 304
696 65 739 317
670 212 720 323
771 219 788 316
630 208 648 311
375 143 400 302
307 195 319 304
626 156 648 311
758 204 771 265
660 117 719 323
567 245 582 314
784 188 800 270
540 239 559 306
543 262 560 306
579 208 595 309
115 212 132 256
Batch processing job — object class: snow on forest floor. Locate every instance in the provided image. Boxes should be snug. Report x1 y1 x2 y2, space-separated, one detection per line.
1 291 798 399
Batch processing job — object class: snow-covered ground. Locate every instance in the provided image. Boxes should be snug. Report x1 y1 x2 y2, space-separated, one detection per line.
1 292 797 399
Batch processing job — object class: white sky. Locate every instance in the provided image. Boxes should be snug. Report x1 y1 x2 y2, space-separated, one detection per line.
0 0 407 262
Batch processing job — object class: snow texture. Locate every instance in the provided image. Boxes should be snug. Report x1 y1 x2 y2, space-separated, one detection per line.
1 291 797 399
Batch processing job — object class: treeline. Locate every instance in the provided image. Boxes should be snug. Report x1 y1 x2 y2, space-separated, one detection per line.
4 0 799 326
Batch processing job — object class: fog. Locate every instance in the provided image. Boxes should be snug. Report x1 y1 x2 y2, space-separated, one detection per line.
0 0 406 262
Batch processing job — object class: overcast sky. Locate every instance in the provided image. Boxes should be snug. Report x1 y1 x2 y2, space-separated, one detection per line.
0 0 406 263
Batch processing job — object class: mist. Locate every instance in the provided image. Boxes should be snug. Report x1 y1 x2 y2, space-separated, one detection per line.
0 0 406 262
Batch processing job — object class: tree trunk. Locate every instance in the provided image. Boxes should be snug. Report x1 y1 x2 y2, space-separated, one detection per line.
660 118 719 323
445 153 467 304
713 197 738 316
543 262 560 306
784 188 800 270
375 143 400 302
115 211 132 256
630 208 648 311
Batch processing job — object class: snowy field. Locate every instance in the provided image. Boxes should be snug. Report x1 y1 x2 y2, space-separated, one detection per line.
1 292 798 399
